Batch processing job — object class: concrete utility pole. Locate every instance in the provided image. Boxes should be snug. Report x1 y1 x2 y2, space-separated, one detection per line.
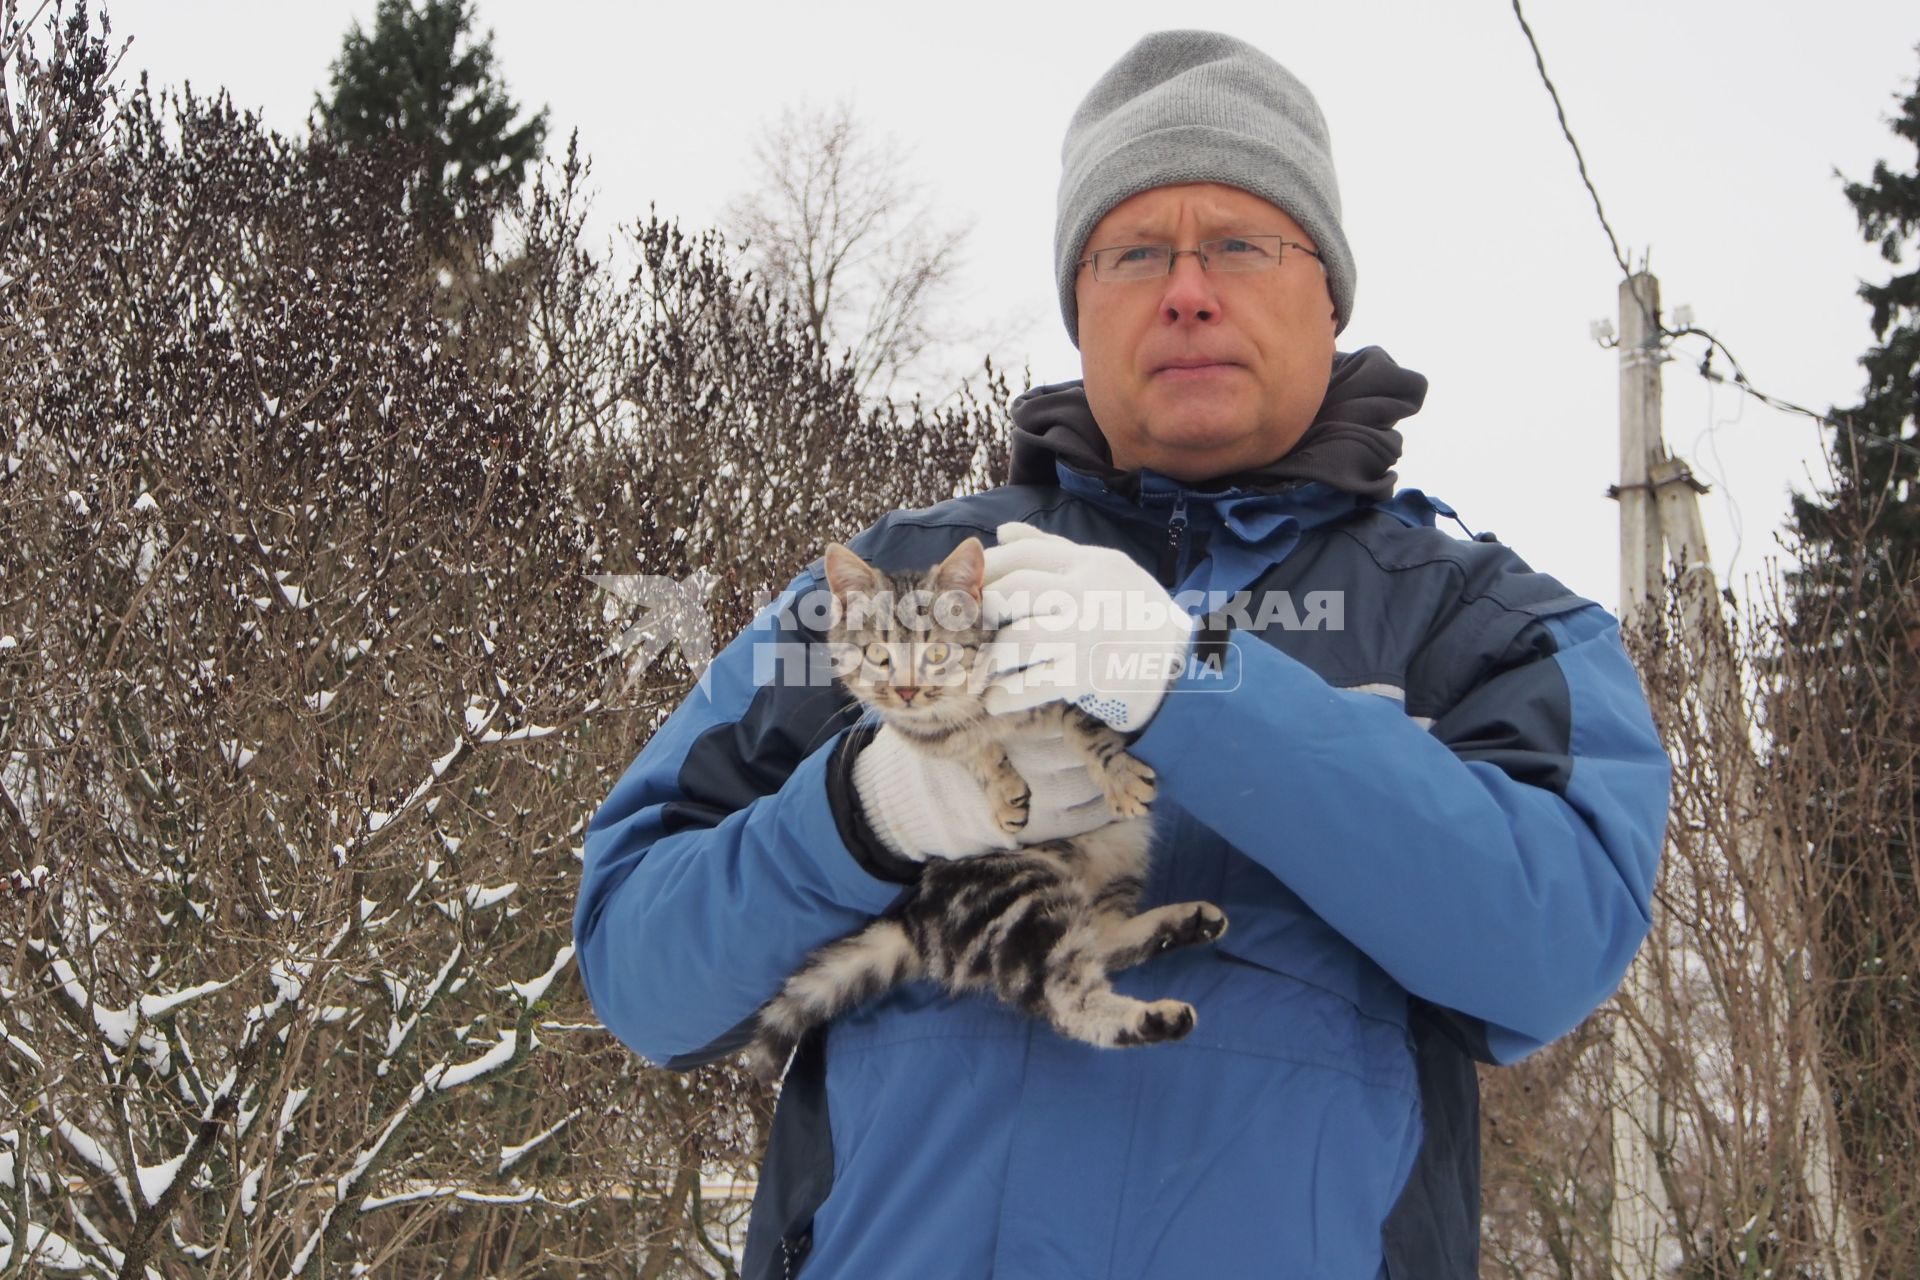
1609 271 1865 1279
1610 271 1676 1280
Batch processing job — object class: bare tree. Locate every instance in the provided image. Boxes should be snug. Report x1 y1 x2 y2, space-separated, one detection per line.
1479 550 1920 1279
722 98 974 401
0 9 1011 1268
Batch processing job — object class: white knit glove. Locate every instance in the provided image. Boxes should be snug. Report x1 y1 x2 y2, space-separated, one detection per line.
980 523 1196 731
851 723 1114 862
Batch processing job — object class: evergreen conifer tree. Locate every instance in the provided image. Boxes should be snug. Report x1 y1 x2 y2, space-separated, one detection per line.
317 0 546 239
1784 52 1920 1258
1789 59 1919 646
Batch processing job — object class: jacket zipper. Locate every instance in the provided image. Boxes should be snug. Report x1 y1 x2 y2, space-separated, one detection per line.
1158 494 1188 587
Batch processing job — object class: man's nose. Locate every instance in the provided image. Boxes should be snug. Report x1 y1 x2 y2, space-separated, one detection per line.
1160 253 1220 324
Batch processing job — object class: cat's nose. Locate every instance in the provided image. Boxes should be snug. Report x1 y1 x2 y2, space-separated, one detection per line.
895 686 919 703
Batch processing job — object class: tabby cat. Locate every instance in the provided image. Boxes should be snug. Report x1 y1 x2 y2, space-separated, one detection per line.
745 536 1228 1081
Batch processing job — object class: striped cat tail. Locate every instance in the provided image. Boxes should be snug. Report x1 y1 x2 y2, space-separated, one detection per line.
745 919 923 1081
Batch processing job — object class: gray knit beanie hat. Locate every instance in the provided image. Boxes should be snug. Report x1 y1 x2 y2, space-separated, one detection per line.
1056 30 1354 343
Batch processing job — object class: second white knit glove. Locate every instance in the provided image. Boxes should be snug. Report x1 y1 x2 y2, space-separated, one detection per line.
851 723 1115 862
980 522 1196 731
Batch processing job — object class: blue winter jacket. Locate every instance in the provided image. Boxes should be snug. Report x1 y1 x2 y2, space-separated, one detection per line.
575 369 1671 1279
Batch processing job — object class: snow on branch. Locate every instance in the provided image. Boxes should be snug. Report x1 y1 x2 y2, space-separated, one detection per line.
53 1118 136 1218
425 1030 518 1092
0 1217 101 1274
359 1181 590 1213
378 942 464 1078
508 943 574 1008
498 1107 583 1175
284 936 571 1274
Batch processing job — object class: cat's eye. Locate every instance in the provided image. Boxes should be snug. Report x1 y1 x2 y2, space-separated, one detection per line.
920 642 951 666
863 642 892 667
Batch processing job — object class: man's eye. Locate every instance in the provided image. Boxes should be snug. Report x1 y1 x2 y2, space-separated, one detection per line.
921 643 951 665
1115 246 1163 264
864 642 892 666
1215 238 1266 256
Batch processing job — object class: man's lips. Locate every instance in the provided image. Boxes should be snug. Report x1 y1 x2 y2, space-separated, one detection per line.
1152 358 1241 377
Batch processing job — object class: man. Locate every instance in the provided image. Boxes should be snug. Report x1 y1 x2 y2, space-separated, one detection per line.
575 29 1669 1279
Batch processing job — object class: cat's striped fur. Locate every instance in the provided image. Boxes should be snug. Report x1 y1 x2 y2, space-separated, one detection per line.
745 537 1228 1081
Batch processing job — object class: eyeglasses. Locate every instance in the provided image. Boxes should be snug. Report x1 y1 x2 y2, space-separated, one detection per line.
1076 235 1324 282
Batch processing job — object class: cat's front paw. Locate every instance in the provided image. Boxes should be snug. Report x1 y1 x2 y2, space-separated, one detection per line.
1098 751 1157 818
989 773 1032 834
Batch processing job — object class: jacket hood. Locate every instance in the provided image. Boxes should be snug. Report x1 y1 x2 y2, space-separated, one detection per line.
1007 345 1428 502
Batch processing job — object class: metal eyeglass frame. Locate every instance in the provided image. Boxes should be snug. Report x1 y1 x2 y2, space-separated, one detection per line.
1076 235 1324 281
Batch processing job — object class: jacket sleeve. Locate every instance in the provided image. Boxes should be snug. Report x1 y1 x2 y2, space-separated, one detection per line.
572 572 919 1069
1131 599 1670 1064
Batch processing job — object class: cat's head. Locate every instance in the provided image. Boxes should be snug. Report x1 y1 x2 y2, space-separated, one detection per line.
824 538 993 729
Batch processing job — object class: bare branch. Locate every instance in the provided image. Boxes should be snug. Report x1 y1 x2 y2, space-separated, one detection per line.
723 98 976 400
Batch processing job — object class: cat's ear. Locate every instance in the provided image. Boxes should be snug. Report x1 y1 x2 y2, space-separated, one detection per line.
824 543 881 606
932 536 986 600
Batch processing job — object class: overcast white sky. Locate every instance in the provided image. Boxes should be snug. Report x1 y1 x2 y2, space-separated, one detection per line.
100 0 1919 614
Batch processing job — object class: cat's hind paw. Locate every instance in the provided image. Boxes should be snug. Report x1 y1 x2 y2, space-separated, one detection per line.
1114 999 1196 1046
1098 752 1157 818
1156 901 1228 950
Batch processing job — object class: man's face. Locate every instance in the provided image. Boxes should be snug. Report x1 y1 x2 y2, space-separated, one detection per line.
1074 182 1338 482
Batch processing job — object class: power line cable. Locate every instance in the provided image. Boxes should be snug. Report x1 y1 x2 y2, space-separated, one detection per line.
1694 376 1746 585
1509 0 1646 320
1511 0 1920 474
1667 326 1920 468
